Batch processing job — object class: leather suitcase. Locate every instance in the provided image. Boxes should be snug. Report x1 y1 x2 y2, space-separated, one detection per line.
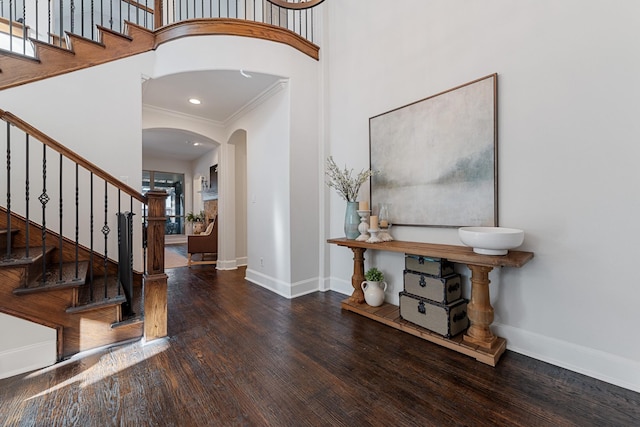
403 270 462 304
399 291 469 338
405 255 454 277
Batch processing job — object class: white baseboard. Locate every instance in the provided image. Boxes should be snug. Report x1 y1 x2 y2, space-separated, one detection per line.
245 269 321 299
493 323 640 393
0 341 57 380
328 277 639 393
216 259 238 270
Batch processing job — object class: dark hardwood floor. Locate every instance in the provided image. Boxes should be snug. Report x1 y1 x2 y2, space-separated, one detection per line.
1 264 639 426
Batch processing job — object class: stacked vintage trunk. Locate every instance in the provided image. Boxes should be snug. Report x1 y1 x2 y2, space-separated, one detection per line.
399 255 469 338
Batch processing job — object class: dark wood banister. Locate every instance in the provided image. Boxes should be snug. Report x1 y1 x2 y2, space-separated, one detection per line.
0 109 147 204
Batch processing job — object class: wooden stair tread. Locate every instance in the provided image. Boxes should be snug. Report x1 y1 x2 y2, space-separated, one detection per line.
67 275 126 314
0 245 55 267
13 260 89 295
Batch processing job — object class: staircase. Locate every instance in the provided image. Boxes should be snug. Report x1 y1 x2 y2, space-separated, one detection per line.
0 209 143 361
0 109 169 374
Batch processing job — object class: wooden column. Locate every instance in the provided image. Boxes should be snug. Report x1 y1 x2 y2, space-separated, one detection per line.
349 247 367 304
144 190 168 342
463 264 497 349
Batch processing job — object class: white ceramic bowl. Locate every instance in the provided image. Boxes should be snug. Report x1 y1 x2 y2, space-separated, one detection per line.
458 227 524 255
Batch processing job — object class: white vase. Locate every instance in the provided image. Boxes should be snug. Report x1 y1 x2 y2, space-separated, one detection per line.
361 280 388 307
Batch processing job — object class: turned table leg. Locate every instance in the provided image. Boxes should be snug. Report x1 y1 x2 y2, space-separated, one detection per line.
463 264 498 349
349 247 366 304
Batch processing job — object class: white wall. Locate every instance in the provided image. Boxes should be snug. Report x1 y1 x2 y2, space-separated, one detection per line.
0 314 56 379
151 35 321 291
324 0 640 392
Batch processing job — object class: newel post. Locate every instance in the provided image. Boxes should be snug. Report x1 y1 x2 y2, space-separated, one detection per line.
144 190 168 342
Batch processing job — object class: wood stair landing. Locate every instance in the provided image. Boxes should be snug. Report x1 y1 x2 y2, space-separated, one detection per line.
0 21 155 89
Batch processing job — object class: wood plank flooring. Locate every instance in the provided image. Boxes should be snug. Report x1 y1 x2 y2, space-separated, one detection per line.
1 261 639 426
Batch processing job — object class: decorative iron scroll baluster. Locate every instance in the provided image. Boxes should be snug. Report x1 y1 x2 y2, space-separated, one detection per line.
25 134 30 258
48 0 51 44
70 0 75 33
58 153 63 282
103 180 110 299
75 163 79 279
22 0 27 53
39 144 49 282
5 121 11 258
90 172 94 301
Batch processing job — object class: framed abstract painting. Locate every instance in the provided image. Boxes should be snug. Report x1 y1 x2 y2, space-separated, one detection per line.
369 74 498 227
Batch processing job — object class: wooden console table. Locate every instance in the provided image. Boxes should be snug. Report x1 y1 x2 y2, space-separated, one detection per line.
327 237 534 366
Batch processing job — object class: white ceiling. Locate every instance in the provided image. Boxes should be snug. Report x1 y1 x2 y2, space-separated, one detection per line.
142 70 283 162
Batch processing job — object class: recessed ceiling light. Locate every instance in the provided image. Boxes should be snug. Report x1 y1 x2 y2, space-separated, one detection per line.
193 142 201 146
240 69 252 79
188 98 201 105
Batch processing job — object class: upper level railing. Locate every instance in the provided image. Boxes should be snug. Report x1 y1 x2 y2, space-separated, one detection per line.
0 0 324 56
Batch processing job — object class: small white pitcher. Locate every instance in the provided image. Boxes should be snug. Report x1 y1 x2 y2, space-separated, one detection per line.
361 280 388 307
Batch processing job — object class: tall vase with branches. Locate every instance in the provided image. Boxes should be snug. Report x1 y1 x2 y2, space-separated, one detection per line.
325 156 376 239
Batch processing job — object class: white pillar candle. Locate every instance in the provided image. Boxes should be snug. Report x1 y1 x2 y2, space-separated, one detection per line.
370 215 378 230
359 201 369 211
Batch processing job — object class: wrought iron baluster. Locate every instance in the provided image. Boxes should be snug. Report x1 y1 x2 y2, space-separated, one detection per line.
22 0 27 53
103 180 109 299
117 190 121 296
48 0 52 44
81 0 84 37
59 0 64 46
109 0 113 28
130 196 134 285
91 0 95 39
90 172 94 301
70 0 75 33
25 134 30 258
75 163 79 279
5 122 11 258
39 144 49 283
58 153 63 282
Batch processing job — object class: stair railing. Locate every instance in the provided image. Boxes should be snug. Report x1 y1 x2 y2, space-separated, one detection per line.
1 108 167 338
0 0 324 57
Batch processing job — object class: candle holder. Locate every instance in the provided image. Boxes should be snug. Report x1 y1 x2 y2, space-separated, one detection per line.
356 210 371 241
378 224 394 242
366 228 383 243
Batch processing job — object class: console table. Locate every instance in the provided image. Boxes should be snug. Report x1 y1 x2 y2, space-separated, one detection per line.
327 237 534 366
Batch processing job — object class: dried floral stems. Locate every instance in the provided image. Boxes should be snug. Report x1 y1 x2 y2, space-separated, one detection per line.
325 156 376 202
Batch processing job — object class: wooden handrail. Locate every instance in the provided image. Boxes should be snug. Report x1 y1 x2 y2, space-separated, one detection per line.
0 109 147 204
122 0 154 14
154 18 320 60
